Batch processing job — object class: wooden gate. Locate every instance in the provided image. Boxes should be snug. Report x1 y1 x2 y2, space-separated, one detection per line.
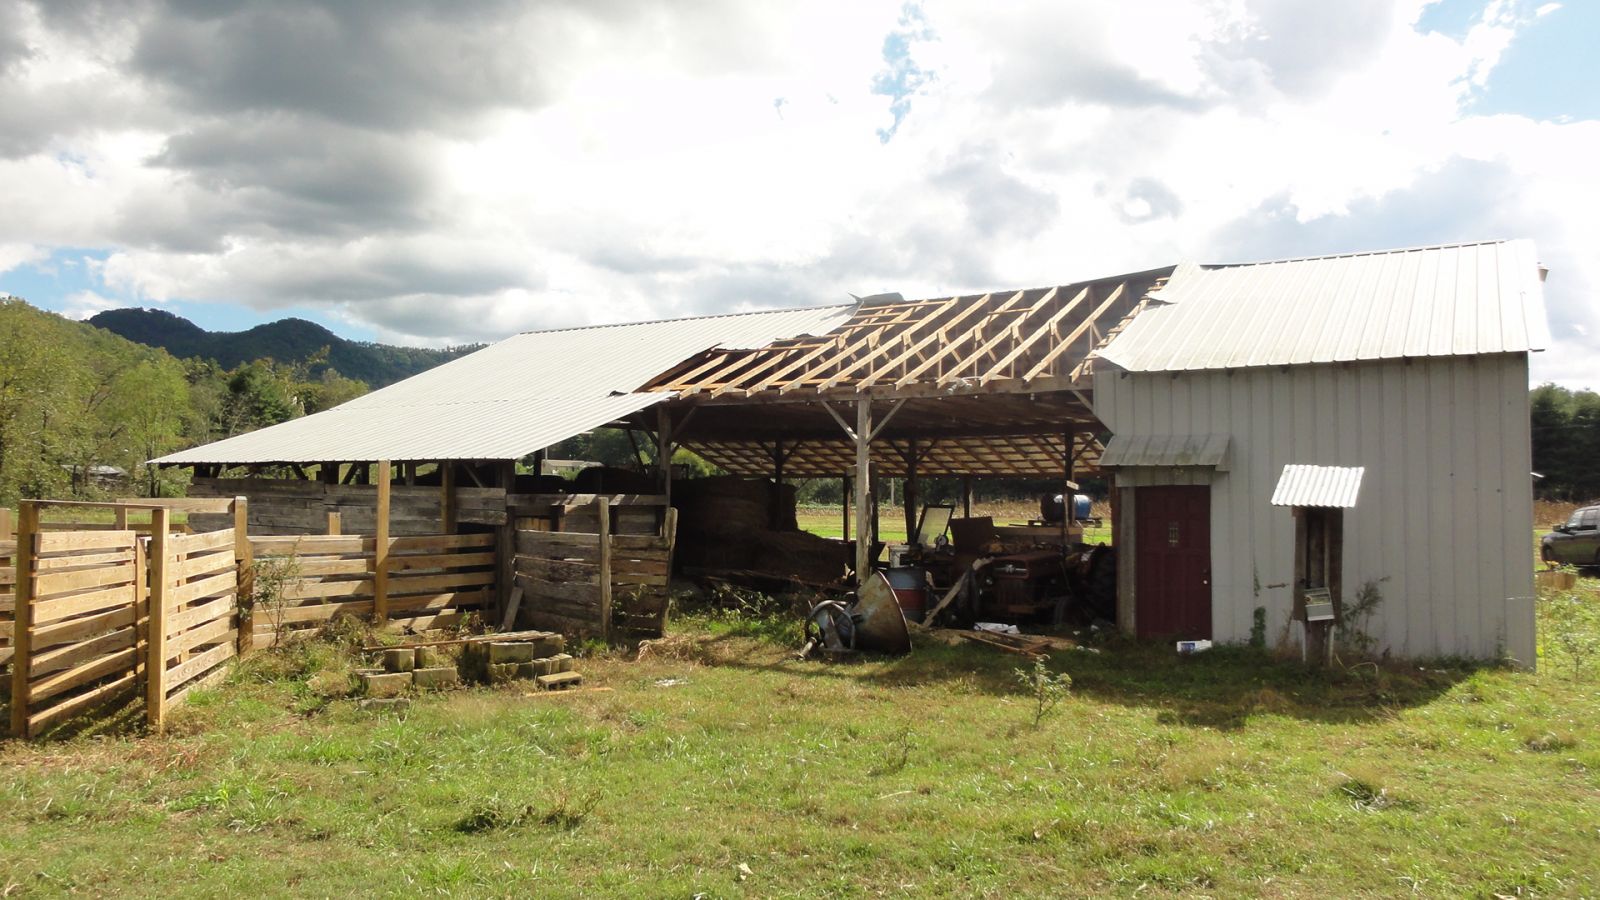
149 528 241 726
1134 485 1212 640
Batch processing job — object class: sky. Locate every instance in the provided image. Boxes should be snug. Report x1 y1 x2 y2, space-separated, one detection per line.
0 0 1595 387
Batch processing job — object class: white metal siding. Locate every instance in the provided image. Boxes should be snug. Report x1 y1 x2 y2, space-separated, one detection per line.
1095 354 1535 664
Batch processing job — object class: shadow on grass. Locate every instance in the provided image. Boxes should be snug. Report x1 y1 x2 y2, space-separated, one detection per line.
665 614 1482 731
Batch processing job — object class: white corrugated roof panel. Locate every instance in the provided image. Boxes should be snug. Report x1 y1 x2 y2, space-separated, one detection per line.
1271 464 1365 508
156 304 852 464
1099 433 1230 470
1096 240 1549 372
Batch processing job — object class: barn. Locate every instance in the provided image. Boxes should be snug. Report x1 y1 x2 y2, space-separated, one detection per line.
153 239 1549 663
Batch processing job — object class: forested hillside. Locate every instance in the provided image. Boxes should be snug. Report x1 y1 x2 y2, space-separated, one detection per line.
0 298 370 502
90 307 482 388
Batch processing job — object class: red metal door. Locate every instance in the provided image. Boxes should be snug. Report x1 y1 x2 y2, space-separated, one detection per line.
1135 485 1211 640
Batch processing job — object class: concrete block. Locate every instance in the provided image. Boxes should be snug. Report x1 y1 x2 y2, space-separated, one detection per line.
531 633 564 656
488 642 536 664
487 663 521 685
414 646 445 668
382 648 415 673
550 653 574 673
361 671 413 698
529 657 556 677
412 666 460 690
514 662 540 679
536 671 583 690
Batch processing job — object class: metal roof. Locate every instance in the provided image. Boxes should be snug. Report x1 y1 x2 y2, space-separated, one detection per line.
155 304 852 464
1096 240 1549 372
1271 464 1365 508
1098 433 1230 470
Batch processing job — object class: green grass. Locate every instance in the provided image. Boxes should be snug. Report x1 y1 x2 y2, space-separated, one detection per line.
2 598 1598 897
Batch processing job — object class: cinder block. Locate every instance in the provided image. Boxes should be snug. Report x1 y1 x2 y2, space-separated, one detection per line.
529 657 556 677
536 671 583 690
488 642 536 664
412 666 460 690
514 662 539 679
530 633 564 656
414 646 447 668
361 671 413 698
458 645 489 683
382 648 415 673
487 662 521 685
550 653 574 673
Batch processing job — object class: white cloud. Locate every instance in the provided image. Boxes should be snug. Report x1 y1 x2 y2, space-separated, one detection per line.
0 0 1593 385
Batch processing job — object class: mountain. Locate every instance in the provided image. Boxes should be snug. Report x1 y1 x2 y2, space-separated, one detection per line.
89 308 482 387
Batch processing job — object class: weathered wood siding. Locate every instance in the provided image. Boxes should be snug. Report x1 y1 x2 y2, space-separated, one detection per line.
188 478 506 535
1095 353 1536 664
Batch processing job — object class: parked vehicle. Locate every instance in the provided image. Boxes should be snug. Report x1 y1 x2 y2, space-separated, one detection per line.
1542 505 1600 568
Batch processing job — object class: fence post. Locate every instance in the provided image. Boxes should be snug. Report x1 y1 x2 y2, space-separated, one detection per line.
9 502 38 737
147 507 171 732
596 496 611 643
0 507 12 541
234 497 253 655
374 460 391 624
326 511 341 535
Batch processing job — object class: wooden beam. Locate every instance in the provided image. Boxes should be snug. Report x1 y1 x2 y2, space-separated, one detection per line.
975 285 1086 385
1025 282 1128 383
234 497 253 655
373 460 391 624
596 496 612 643
146 506 171 733
9 503 39 736
891 290 1026 388
857 295 998 389
854 399 872 583
440 463 457 533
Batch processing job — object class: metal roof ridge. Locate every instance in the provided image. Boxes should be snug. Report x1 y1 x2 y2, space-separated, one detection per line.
1198 238 1518 271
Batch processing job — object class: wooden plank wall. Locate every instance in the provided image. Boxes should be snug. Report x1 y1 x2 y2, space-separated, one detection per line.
513 500 676 640
0 538 14 671
158 529 240 712
12 530 143 738
248 533 495 646
188 477 506 535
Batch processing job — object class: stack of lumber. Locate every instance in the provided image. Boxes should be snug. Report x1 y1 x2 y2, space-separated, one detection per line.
673 477 839 582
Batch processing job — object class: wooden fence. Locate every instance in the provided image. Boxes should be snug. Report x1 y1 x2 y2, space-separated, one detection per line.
513 498 676 640
189 478 507 535
150 528 243 725
9 522 144 738
249 532 496 645
1 526 15 672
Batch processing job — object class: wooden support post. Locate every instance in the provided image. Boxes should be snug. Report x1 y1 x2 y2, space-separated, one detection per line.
404 462 417 486
0 506 12 541
440 462 457 534
321 462 340 484
1063 433 1076 547
147 507 171 732
841 475 851 543
903 440 919 542
113 505 128 531
374 460 391 624
234 497 253 655
656 406 674 510
854 399 872 584
596 496 612 642
325 511 341 535
9 502 39 737
962 476 973 519
770 439 786 531
495 460 516 624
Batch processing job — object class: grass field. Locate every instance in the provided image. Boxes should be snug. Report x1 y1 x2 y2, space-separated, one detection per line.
2 587 1597 897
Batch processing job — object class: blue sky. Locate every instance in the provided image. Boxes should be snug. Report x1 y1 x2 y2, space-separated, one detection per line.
0 0 1595 386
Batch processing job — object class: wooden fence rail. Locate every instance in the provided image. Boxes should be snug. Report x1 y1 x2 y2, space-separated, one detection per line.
513 499 676 640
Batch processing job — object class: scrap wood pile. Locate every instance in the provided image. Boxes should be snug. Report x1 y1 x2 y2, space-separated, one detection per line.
674 476 846 586
357 630 583 696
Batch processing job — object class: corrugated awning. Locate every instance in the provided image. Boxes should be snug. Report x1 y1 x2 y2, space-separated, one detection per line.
1271 464 1364 508
1099 433 1230 470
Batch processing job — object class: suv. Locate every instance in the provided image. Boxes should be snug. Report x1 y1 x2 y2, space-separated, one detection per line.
1542 505 1600 568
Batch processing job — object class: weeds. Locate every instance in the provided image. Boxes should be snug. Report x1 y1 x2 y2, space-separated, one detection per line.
454 789 600 833
1538 589 1600 679
1014 656 1072 727
1337 577 1387 661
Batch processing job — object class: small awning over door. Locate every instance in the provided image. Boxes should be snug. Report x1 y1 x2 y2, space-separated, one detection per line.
1099 433 1230 471
1270 464 1364 508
